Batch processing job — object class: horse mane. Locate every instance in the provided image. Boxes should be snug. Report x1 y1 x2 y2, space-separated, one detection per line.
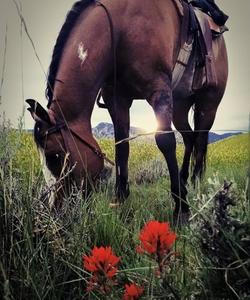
46 0 95 106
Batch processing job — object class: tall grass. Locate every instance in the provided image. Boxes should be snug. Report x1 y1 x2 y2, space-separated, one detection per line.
0 122 249 299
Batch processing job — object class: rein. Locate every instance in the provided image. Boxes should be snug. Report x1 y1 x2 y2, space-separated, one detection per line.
44 121 115 166
96 1 117 114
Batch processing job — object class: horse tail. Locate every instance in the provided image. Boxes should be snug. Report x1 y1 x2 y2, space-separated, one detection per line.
191 104 208 183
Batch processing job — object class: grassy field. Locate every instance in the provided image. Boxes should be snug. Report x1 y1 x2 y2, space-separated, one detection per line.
0 125 249 299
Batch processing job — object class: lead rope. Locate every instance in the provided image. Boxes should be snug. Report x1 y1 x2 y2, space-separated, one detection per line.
96 1 117 109
96 1 118 169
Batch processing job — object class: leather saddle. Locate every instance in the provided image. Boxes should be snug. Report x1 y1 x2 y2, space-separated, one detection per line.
172 0 227 90
193 6 217 89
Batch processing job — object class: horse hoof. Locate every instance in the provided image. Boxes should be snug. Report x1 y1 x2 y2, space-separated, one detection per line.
173 211 191 227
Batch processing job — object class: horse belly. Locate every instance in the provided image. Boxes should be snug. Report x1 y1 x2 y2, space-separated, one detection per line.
118 40 176 98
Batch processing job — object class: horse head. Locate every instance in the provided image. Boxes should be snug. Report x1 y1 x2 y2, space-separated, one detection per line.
26 99 104 209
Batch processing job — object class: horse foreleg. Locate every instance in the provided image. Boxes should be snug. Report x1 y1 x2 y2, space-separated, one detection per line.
149 85 189 220
113 109 130 201
102 87 131 201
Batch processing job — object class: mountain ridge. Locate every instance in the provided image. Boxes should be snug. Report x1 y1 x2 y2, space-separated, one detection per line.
92 122 242 144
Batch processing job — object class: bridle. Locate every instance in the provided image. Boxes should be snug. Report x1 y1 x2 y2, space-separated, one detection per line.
43 121 115 166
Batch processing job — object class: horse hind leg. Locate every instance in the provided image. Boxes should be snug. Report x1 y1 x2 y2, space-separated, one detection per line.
148 77 189 221
173 98 195 185
191 102 218 184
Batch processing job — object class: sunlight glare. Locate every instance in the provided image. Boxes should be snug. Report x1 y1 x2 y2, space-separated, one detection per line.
130 101 158 132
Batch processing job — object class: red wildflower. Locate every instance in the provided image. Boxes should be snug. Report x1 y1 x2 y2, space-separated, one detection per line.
137 221 176 255
123 283 144 300
136 221 176 272
83 246 120 293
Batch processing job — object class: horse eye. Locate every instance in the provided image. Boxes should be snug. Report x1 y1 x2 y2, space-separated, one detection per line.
46 153 61 162
54 153 61 160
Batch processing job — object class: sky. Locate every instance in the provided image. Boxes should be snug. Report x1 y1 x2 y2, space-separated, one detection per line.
0 0 249 132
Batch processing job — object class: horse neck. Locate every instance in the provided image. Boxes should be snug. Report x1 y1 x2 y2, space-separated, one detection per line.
49 5 113 129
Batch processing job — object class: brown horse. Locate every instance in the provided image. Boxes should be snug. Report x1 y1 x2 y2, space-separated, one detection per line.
26 0 228 220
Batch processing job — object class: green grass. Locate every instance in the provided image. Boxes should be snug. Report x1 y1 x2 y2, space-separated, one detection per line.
0 127 249 299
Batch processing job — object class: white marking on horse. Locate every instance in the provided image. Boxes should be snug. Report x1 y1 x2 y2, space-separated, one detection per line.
38 148 57 208
78 42 88 66
117 166 121 176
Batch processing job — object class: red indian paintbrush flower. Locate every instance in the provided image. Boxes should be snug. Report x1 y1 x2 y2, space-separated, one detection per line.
137 221 176 255
83 246 120 293
123 283 144 300
136 220 176 273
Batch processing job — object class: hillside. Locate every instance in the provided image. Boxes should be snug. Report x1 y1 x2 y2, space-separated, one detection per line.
207 133 249 169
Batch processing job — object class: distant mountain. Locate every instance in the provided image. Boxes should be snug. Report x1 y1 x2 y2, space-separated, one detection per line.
92 122 183 143
93 122 242 144
208 132 242 143
92 122 146 139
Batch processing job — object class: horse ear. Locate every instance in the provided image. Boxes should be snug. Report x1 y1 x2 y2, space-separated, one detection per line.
26 99 51 124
